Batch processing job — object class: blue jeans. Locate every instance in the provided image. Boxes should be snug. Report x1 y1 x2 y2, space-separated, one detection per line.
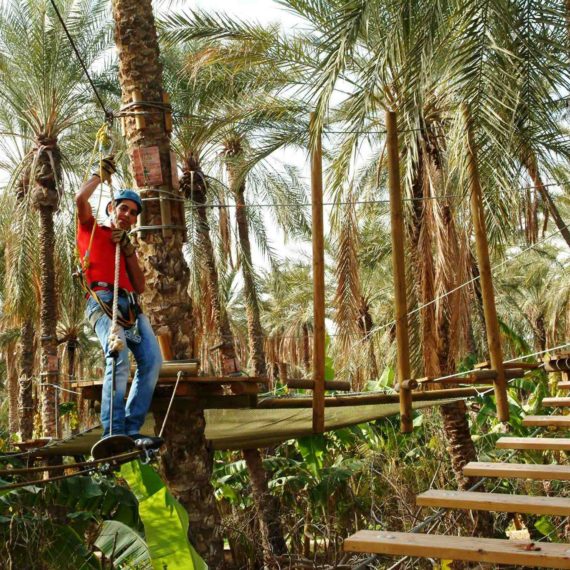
86 291 163 437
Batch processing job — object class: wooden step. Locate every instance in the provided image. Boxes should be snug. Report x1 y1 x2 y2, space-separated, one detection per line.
523 415 570 427
464 461 570 480
543 398 570 407
344 530 570 568
416 489 570 516
497 437 570 451
558 382 570 390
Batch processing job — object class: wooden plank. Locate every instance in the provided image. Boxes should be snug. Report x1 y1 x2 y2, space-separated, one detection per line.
416 489 570 516
543 398 570 407
386 110 412 434
463 461 570 481
496 437 570 451
343 530 570 569
523 415 570 427
558 382 570 390
464 104 508 422
310 111 325 434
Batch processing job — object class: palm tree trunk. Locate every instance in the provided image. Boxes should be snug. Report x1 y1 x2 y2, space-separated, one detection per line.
234 185 267 376
7 342 19 436
409 142 488 497
38 204 59 437
522 149 570 248
18 319 34 440
111 1 223 566
224 145 267 376
243 448 288 567
181 156 237 368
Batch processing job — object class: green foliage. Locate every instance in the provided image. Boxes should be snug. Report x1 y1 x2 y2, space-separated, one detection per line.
120 460 207 570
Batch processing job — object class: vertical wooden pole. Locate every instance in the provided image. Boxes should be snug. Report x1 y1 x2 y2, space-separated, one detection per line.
386 111 413 433
463 103 509 422
310 112 326 434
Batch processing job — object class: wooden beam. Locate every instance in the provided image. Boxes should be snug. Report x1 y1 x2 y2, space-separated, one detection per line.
386 110 412 434
422 368 524 386
310 111 325 434
463 461 570 481
475 361 539 371
417 489 570 516
285 378 351 391
496 437 570 451
558 382 570 390
343 530 570 568
523 415 570 427
463 104 508 422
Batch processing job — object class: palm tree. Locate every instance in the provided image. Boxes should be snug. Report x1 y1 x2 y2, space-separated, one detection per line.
0 0 112 437
110 1 224 565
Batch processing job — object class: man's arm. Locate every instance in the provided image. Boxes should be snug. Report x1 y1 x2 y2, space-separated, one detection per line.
76 175 100 224
125 253 145 294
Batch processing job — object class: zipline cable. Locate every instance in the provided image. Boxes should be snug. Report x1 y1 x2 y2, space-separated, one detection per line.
47 0 111 121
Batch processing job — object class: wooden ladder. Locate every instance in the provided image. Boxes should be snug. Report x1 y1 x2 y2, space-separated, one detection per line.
344 353 570 568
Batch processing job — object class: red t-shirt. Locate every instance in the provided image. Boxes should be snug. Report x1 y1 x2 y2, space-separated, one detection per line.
77 216 134 292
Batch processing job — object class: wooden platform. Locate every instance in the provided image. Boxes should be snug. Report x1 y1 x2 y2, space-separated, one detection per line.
463 461 570 480
416 489 570 516
72 373 268 408
522 415 570 427
496 436 570 451
344 531 570 568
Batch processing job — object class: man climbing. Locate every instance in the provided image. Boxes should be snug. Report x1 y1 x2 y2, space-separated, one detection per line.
76 156 163 449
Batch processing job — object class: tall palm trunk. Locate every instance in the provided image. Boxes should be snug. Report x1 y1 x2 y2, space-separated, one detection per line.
181 154 237 368
243 448 288 567
18 319 35 440
6 341 18 436
30 136 61 438
111 1 223 565
224 143 267 376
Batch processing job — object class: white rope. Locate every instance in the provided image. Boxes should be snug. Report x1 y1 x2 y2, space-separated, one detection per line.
102 149 124 355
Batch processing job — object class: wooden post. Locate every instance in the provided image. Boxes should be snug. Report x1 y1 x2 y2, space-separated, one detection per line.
386 111 413 433
310 112 326 433
157 333 174 361
463 103 509 422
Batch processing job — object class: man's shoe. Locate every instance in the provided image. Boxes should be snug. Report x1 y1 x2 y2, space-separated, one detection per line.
129 434 164 450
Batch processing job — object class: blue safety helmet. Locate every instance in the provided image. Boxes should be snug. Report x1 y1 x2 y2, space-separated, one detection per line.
107 189 143 215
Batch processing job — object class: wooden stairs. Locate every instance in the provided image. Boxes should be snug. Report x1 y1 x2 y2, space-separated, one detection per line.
344 355 570 568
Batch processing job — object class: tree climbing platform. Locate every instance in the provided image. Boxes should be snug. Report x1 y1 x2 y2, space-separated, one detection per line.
71 358 268 408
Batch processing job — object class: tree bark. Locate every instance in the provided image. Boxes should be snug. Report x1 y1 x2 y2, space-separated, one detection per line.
181 155 237 368
38 204 59 437
243 448 288 567
234 182 267 376
18 319 35 440
111 1 223 565
6 342 19 436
